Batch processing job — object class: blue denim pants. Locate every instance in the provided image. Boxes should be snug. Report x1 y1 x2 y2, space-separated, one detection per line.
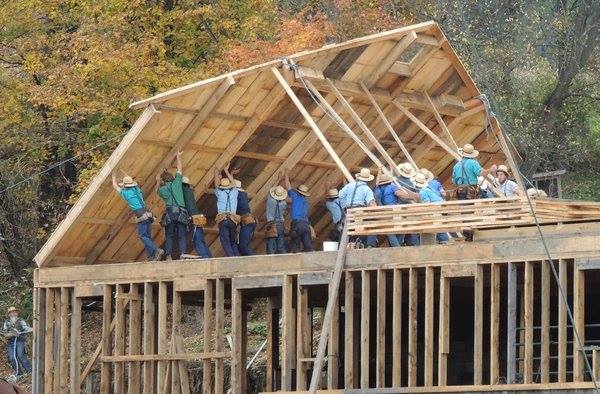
191 225 212 258
7 336 31 375
133 208 157 259
218 218 239 257
290 220 313 252
238 222 256 256
266 221 286 255
164 207 187 257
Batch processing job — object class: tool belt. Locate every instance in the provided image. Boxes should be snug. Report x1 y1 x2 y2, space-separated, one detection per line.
264 221 279 238
134 209 154 223
191 214 207 227
241 213 256 226
450 185 479 200
215 212 241 225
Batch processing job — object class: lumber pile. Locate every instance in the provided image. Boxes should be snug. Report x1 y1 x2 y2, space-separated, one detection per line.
346 197 600 236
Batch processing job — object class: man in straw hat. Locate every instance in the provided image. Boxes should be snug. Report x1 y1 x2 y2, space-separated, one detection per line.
112 171 164 261
284 169 314 252
265 172 288 254
156 150 188 260
324 182 344 242
213 163 240 257
496 164 521 197
339 168 378 247
452 143 498 200
2 307 32 378
234 177 256 256
420 168 444 197
181 175 211 258
414 173 451 243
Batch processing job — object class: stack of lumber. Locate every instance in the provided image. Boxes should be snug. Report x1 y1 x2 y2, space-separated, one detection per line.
346 197 600 236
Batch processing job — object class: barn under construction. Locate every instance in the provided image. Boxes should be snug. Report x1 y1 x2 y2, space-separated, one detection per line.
30 21 600 393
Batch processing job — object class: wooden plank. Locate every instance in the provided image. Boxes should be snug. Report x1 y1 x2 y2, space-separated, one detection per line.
573 264 585 381
474 265 483 385
282 275 294 391
69 290 82 394
392 269 402 387
100 285 112 394
297 285 310 390
376 269 386 388
172 288 182 394
558 259 567 382
490 263 500 385
272 66 353 182
233 275 282 290
408 268 418 387
506 262 517 383
540 261 550 383
424 267 434 386
361 270 371 389
266 297 275 393
344 271 356 388
59 288 69 393
114 284 126 393
32 286 46 394
175 335 191 394
128 284 142 394
102 352 231 362
157 282 168 391
74 284 104 298
231 287 244 393
438 277 449 386
423 91 459 151
361 31 417 85
53 290 61 394
328 279 340 389
203 280 214 394
143 282 155 394
594 349 600 382
215 279 225 394
173 277 206 292
576 257 600 271
299 271 331 286
44 288 55 394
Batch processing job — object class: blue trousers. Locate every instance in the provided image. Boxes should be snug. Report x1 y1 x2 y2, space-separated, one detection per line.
7 336 31 375
290 220 313 252
266 221 286 254
238 223 256 256
133 208 157 259
218 219 239 257
436 232 450 243
164 208 186 257
191 225 212 258
350 235 378 248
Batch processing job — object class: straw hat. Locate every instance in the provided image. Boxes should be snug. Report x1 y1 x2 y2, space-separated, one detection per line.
413 173 429 188
234 179 244 191
219 178 234 189
377 173 393 185
355 168 374 182
496 164 510 175
419 168 434 182
459 143 479 158
397 162 416 178
296 184 311 197
6 307 18 316
327 188 339 198
119 176 137 188
182 176 191 185
269 185 288 201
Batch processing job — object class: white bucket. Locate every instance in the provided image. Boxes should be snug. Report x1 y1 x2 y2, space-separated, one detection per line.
323 241 339 251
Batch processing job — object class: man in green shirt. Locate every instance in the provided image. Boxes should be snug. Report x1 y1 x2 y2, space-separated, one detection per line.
156 150 187 260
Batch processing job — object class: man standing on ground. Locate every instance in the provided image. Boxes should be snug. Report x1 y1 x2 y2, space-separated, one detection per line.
2 307 32 380
284 169 313 252
112 172 163 261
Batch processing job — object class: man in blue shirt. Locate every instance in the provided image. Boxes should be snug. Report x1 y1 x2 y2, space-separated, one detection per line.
182 176 211 258
266 182 287 255
325 188 343 242
420 168 444 197
112 172 163 261
284 170 313 252
213 164 240 257
338 168 378 248
234 178 256 256
374 173 408 247
414 173 450 243
452 144 497 199
394 163 421 246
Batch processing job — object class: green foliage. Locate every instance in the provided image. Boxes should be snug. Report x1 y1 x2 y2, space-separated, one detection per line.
562 171 600 202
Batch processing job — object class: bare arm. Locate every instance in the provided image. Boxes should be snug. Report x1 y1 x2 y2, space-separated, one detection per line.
368 199 377 207
224 162 235 183
283 169 291 190
214 168 222 188
111 172 121 193
480 164 498 178
176 150 183 174
155 172 162 193
395 188 419 202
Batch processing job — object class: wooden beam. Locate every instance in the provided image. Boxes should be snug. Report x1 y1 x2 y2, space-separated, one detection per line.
114 284 126 393
506 262 517 383
558 259 567 382
392 269 402 387
361 31 418 86
44 288 55 394
157 282 168 391
128 284 142 394
388 62 412 76
273 66 353 182
172 288 182 393
102 352 231 362
408 268 418 387
297 285 310 390
344 271 356 388
425 267 434 386
215 279 225 394
438 276 449 386
143 282 155 393
474 265 483 385
69 290 82 394
32 287 46 394
266 298 275 393
424 91 459 152
360 270 371 389
540 261 550 383
573 264 585 381
328 278 340 390
231 287 245 393
490 263 500 385
376 269 386 388
100 285 112 394
282 275 294 391
523 262 534 384
203 280 214 393
59 288 69 393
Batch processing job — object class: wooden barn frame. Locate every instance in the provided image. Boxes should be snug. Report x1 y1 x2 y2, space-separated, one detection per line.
30 21 600 393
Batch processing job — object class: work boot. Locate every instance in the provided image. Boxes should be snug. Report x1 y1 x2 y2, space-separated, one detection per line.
152 248 165 261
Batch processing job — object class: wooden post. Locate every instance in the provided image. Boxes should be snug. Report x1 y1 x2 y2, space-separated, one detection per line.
272 66 353 182
506 262 517 383
215 279 225 394
282 275 294 391
474 265 483 385
359 81 418 170
53 291 61 394
114 284 126 393
558 259 567 382
70 290 82 394
157 282 168 391
203 280 214 393
438 277 449 386
172 288 182 394
360 270 371 389
59 287 69 393
44 288 55 394
573 265 585 381
392 269 402 387
143 282 155 394
266 297 275 393
100 285 112 394
376 269 386 388
231 287 245 394
33 286 46 394
296 285 310 390
424 267 434 386
490 263 500 385
524 262 534 384
328 279 340 389
423 91 459 152
344 271 356 388
128 284 142 394
408 268 418 387
540 260 550 383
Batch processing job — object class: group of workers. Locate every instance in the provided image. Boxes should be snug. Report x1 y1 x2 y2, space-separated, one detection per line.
113 143 539 261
